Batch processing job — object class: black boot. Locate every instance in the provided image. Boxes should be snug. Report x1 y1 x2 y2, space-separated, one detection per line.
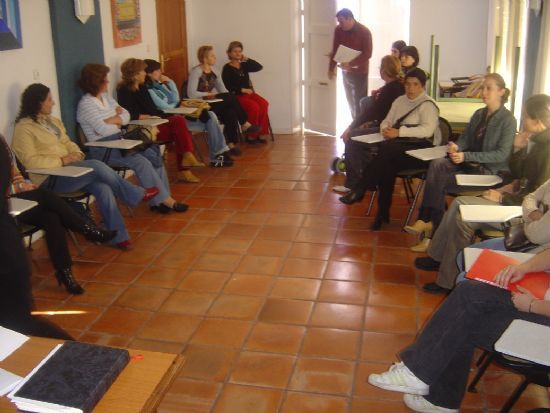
339 191 365 205
82 223 117 243
55 269 85 295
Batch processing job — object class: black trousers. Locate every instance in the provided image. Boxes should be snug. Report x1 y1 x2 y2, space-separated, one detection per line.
14 188 87 271
359 139 431 219
209 94 247 145
0 211 72 340
400 281 550 409
344 127 381 189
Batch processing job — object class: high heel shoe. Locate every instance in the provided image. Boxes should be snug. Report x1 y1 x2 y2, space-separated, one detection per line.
55 269 85 295
339 191 365 205
82 223 117 243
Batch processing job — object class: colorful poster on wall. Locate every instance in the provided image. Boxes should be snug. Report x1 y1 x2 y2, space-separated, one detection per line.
0 0 22 51
110 0 142 48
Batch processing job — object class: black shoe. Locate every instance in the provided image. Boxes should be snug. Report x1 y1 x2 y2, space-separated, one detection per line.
422 282 450 295
172 202 189 213
210 152 234 167
414 257 440 271
151 204 172 214
229 147 242 156
82 224 117 244
244 124 261 135
55 269 84 295
369 215 389 231
339 191 365 205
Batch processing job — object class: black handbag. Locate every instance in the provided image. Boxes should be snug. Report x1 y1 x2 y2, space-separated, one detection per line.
121 126 154 153
503 223 537 252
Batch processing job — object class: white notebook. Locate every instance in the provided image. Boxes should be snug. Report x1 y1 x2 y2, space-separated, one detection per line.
456 174 503 187
495 320 550 366
333 45 361 63
459 204 522 223
405 145 447 161
351 133 384 144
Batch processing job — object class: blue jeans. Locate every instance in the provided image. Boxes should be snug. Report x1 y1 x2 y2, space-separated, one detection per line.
88 134 170 206
455 238 507 284
343 71 368 119
400 281 550 409
41 159 144 244
186 111 229 161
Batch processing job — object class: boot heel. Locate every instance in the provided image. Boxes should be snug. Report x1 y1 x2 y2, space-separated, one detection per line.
55 269 85 295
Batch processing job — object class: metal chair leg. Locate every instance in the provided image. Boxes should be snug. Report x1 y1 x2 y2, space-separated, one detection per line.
501 378 530 413
468 351 495 393
404 178 425 228
366 191 377 216
268 118 275 142
68 230 84 256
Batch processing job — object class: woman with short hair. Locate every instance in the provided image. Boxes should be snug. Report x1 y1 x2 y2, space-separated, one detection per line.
188 45 260 155
222 41 270 144
77 63 188 213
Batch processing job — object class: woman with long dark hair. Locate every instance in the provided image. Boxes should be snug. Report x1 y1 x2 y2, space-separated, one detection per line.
11 83 159 250
0 136 72 338
117 58 203 183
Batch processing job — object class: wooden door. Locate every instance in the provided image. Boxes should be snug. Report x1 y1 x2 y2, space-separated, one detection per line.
156 0 188 91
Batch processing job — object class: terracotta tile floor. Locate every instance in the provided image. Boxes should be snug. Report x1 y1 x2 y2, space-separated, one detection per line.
28 133 549 412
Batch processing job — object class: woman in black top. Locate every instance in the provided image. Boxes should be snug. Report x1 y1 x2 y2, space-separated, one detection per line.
0 135 72 339
117 58 203 183
337 55 405 194
222 41 270 144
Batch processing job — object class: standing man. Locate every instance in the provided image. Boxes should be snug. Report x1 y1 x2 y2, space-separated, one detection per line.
328 8 373 119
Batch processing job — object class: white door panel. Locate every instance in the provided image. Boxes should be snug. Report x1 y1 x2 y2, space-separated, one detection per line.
303 0 337 136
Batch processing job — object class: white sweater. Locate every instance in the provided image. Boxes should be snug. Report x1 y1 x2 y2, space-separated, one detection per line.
77 93 130 142
380 92 439 139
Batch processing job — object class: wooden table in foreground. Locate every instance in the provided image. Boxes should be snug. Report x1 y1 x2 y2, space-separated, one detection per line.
0 337 185 413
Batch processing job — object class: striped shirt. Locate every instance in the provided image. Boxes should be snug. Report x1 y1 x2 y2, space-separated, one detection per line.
76 93 130 142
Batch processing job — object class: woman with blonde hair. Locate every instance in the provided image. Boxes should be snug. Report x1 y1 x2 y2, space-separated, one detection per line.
188 45 260 155
117 58 203 183
405 73 517 262
335 55 405 194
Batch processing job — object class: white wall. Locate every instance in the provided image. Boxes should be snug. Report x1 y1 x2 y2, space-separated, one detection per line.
0 1 60 144
185 0 301 134
410 0 490 81
99 0 159 92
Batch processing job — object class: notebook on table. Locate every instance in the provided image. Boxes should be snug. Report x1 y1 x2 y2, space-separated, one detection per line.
8 341 129 413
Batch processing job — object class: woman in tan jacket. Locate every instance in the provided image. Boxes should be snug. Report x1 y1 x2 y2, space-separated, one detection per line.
11 83 159 250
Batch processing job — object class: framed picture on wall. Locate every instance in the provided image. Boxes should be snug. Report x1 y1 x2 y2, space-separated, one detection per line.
110 0 142 48
0 0 22 51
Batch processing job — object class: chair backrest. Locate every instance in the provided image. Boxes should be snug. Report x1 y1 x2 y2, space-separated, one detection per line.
75 123 89 152
432 116 452 146
181 80 189 99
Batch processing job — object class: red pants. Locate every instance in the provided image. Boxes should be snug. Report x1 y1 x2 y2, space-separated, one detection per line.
156 115 193 170
237 93 269 138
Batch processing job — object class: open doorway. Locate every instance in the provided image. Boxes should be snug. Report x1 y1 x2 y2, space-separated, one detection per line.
301 0 410 150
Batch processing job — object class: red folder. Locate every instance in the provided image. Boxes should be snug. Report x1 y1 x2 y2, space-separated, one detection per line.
466 249 550 299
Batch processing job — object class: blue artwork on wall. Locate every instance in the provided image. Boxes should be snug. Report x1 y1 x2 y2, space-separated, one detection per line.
0 0 22 51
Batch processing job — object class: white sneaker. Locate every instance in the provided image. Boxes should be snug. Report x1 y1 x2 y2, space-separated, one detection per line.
367 362 429 395
403 394 458 413
332 185 351 193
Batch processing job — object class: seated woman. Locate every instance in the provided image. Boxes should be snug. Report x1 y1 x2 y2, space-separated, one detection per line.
77 63 187 213
368 250 550 413
7 136 116 294
222 41 269 144
187 45 260 155
116 58 203 183
11 83 158 251
391 40 407 59
340 68 439 231
399 45 420 76
415 94 550 294
405 73 517 246
336 55 405 194
143 59 233 167
1 137 74 340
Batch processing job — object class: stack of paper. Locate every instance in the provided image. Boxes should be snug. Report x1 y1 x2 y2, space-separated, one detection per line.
333 45 361 63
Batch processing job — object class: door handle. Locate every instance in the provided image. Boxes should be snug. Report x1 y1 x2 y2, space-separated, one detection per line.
318 81 328 86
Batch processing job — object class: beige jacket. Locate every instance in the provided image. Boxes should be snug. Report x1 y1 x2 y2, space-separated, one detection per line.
11 116 84 185
522 177 550 250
